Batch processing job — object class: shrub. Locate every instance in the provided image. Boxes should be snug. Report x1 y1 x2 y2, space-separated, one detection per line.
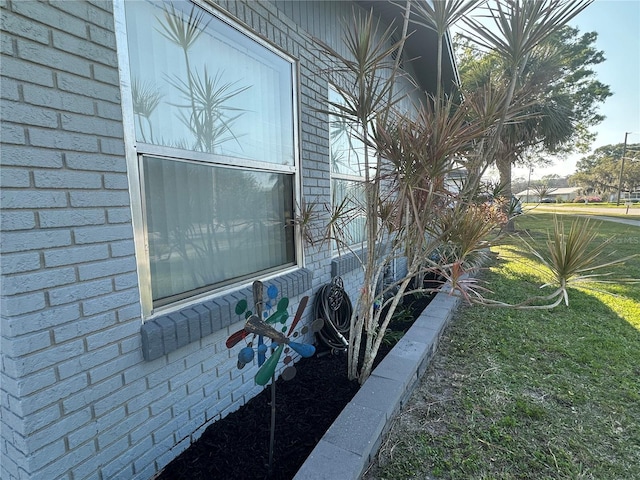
574 195 602 203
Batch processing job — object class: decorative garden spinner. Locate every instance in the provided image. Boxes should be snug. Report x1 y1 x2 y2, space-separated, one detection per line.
225 280 317 384
225 280 321 473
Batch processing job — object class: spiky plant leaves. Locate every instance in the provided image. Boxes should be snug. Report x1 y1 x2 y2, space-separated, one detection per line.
165 67 249 153
531 216 639 300
462 0 591 68
479 216 639 309
461 0 591 196
156 3 207 51
290 200 317 247
328 192 365 255
375 96 491 187
313 0 603 384
315 8 407 135
410 0 483 35
409 0 483 98
312 7 414 382
436 203 499 262
531 183 557 201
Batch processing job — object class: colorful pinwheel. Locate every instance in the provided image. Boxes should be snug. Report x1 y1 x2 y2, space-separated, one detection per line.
225 281 317 385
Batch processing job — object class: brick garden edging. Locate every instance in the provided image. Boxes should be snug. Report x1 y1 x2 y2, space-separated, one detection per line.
294 289 461 480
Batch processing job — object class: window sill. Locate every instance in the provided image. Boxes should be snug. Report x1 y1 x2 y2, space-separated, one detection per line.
331 248 365 277
331 243 391 277
140 268 313 360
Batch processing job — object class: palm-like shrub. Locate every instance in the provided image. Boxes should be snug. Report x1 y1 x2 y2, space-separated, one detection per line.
531 216 637 306
309 0 614 384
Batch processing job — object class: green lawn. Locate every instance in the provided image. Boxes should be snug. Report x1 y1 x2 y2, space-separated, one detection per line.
366 213 640 480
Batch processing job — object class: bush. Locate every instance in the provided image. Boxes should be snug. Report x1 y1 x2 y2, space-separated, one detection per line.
574 195 602 203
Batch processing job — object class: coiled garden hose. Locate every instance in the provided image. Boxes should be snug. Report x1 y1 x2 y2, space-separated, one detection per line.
313 277 352 352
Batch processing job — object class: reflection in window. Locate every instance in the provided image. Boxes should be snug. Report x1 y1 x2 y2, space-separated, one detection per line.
331 179 367 249
328 89 367 176
122 1 298 311
329 89 369 249
125 0 294 165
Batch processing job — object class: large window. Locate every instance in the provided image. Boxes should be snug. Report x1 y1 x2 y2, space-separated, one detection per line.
122 0 298 312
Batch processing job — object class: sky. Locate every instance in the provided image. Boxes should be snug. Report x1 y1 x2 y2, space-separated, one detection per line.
454 0 640 181
520 0 640 181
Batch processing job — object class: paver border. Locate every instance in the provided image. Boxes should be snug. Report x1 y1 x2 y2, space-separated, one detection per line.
294 289 461 480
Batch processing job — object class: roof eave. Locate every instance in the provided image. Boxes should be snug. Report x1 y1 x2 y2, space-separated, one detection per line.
355 0 459 94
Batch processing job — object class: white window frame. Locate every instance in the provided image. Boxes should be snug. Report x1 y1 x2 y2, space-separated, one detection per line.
114 0 301 319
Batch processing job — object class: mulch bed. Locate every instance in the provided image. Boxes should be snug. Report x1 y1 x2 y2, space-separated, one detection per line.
157 293 434 480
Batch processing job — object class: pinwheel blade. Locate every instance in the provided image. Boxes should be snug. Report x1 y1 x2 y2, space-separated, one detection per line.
258 336 266 366
255 344 284 386
225 328 248 349
287 296 309 336
287 341 315 358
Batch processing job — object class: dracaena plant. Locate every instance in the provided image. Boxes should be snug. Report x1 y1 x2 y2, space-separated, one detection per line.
311 2 507 383
305 0 612 384
459 0 592 220
479 216 638 309
537 217 639 296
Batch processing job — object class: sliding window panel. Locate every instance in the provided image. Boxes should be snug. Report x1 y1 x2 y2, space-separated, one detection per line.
142 156 296 306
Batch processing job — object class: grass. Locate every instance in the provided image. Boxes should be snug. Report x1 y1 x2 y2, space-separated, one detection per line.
366 213 640 480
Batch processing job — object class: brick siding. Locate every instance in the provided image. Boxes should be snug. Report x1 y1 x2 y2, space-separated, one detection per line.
0 0 362 478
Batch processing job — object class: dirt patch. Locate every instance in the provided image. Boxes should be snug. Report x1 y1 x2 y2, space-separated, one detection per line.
157 294 433 480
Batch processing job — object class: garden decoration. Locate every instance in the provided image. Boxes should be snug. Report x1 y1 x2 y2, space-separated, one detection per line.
226 281 317 384
226 280 319 473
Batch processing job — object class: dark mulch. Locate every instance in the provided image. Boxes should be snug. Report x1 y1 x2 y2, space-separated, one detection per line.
157 293 434 480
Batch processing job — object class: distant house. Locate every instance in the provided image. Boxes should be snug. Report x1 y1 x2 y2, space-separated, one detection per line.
444 168 468 194
0 1 457 479
622 191 640 202
515 186 582 203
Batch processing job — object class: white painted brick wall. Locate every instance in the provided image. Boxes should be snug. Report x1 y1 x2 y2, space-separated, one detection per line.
0 0 366 478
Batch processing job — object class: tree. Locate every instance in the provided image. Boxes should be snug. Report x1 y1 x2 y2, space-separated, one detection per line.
457 18 611 205
540 174 569 188
570 143 640 195
306 0 595 384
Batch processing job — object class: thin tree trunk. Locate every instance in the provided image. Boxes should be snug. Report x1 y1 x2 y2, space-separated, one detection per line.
496 152 515 232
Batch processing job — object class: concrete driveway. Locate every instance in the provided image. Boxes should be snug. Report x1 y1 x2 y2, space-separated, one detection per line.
530 204 640 226
587 216 640 227
532 204 640 216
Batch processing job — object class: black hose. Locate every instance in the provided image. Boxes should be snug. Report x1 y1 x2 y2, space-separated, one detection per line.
313 277 352 352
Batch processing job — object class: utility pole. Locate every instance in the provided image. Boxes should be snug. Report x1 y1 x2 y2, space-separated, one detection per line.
616 132 631 206
526 163 532 203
